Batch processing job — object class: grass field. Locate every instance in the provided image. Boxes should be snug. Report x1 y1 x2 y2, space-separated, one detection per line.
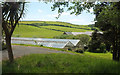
12 21 94 38
13 25 63 38
41 26 91 32
2 53 119 73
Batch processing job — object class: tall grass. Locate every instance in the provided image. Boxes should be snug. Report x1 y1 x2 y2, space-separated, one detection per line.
2 53 120 73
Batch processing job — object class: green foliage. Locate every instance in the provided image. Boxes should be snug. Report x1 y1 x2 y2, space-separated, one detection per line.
88 30 106 53
75 48 84 53
75 34 90 46
2 53 120 73
51 2 95 17
95 2 120 60
54 34 74 39
40 44 43 47
68 48 72 51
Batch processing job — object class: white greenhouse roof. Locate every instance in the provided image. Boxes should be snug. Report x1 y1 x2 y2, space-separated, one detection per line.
64 32 93 36
64 31 103 36
11 37 80 48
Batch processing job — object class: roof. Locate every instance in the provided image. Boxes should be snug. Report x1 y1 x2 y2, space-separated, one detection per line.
11 37 80 48
64 31 103 36
72 32 93 36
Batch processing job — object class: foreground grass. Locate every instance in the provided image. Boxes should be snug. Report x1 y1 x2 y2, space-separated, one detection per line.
2 53 120 73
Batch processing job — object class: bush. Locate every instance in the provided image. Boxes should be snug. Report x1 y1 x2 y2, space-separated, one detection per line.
88 41 107 53
68 48 72 51
75 48 84 53
89 48 106 53
84 46 88 51
40 44 43 47
94 49 106 53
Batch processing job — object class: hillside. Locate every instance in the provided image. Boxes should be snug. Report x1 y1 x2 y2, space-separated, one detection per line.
13 21 95 38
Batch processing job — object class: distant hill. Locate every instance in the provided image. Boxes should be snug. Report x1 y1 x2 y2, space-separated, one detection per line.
13 21 96 38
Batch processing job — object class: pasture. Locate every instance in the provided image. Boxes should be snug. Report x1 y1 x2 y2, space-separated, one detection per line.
13 21 94 38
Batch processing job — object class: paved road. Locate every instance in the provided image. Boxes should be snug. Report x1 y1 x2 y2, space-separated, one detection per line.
1 45 74 60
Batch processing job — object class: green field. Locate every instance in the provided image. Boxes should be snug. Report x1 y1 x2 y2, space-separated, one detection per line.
13 21 94 38
2 53 119 73
13 25 62 38
41 26 91 32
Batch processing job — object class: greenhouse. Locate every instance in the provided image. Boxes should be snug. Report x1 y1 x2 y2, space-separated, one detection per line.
11 37 80 48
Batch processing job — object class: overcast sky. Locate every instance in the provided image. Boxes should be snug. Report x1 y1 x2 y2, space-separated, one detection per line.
22 2 95 25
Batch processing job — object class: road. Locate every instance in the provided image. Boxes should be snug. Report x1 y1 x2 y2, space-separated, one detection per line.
1 45 74 61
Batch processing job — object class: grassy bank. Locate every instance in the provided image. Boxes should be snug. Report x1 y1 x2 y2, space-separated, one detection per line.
2 53 119 73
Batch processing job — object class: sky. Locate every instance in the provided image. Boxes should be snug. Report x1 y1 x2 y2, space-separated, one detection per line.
22 2 95 25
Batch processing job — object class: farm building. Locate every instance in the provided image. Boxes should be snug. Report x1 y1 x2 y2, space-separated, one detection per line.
63 31 103 36
11 37 80 48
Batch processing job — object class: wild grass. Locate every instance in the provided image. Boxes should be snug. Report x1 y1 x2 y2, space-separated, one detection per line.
3 44 119 73
2 53 120 73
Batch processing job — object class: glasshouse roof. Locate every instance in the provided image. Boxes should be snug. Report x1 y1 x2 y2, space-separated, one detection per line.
11 37 80 48
64 31 103 36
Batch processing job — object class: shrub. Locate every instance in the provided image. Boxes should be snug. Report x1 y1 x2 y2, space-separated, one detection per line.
75 48 84 53
40 44 43 47
84 46 88 51
89 48 106 53
88 41 107 53
34 40 37 45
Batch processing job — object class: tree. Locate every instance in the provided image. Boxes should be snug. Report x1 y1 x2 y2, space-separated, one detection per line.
2 2 25 62
51 2 120 61
95 2 120 60
0 4 2 51
88 29 106 53
75 34 90 48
